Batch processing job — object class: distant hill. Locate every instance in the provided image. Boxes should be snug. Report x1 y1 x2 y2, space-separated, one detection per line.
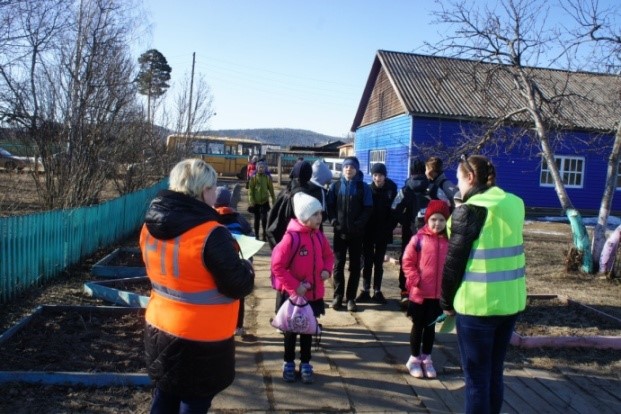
201 128 348 147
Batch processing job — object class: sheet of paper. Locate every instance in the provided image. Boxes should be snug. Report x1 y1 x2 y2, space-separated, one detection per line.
233 234 265 259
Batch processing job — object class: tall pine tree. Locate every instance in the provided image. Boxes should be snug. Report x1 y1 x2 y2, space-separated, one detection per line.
135 49 172 125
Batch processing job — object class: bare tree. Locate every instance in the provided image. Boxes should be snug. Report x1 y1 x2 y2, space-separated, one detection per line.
0 0 150 209
563 0 621 271
428 0 621 272
169 72 216 135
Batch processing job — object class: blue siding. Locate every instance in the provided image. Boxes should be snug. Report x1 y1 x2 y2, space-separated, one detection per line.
355 115 619 211
409 116 620 212
355 115 411 185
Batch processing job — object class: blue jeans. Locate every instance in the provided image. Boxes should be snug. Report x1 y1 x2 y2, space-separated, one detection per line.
150 387 216 414
456 313 518 414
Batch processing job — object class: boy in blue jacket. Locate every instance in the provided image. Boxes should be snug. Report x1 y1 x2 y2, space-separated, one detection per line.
215 185 254 336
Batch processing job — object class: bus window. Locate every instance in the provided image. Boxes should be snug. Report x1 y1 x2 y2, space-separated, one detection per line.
208 142 224 154
192 142 207 154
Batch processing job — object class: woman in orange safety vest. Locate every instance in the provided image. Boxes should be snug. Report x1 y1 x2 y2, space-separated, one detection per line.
141 159 254 414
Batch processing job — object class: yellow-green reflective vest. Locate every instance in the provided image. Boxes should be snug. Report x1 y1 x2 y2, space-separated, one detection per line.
451 187 526 316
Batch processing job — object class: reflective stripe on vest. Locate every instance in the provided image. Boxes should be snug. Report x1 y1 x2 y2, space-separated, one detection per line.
464 245 525 282
140 221 239 342
453 187 526 316
150 281 235 305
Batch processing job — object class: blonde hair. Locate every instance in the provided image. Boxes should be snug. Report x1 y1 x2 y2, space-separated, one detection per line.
169 159 217 199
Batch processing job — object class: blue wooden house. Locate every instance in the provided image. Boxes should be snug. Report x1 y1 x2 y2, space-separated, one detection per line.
351 50 621 213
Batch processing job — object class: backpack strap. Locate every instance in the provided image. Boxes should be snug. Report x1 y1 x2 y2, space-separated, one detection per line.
284 231 300 270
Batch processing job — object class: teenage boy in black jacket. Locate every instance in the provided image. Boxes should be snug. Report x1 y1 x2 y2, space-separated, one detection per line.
326 156 373 312
356 163 397 305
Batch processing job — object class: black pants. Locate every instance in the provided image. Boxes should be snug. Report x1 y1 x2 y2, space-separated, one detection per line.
362 236 388 291
253 202 269 238
284 332 312 363
398 226 414 292
408 299 441 356
236 297 244 328
333 233 363 301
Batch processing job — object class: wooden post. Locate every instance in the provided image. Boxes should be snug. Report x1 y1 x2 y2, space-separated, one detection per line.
277 153 282 186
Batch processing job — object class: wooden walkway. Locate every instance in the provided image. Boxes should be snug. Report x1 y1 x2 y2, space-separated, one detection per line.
214 243 621 413
409 332 621 413
215 190 621 413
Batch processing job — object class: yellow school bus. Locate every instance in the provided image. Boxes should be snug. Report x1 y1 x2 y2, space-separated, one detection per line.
166 134 263 178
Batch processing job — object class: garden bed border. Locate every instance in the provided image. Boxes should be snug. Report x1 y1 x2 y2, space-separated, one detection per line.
0 305 150 387
83 276 150 308
91 247 146 278
511 294 621 349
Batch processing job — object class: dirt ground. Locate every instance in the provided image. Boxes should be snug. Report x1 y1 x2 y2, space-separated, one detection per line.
1 173 621 412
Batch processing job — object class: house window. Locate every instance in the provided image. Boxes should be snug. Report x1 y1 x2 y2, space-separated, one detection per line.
540 155 584 188
369 150 386 172
617 162 621 189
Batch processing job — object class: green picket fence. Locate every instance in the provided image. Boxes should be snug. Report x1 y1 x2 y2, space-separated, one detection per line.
0 180 168 304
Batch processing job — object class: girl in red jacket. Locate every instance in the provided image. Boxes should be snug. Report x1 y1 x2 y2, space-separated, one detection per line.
271 192 334 384
402 199 450 379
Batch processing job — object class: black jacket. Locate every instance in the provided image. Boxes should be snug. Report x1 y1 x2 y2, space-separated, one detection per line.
326 173 373 238
143 189 255 397
365 178 398 243
427 172 458 209
440 185 488 312
393 174 429 232
266 182 313 248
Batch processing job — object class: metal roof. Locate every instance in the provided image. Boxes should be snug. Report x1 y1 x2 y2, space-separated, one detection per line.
352 50 621 132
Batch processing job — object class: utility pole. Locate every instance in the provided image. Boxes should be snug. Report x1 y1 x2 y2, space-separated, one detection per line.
186 52 196 135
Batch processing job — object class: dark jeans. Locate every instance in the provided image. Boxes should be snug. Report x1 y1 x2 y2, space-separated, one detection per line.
332 233 363 301
253 202 269 238
284 332 312 363
456 313 518 414
408 299 441 356
150 387 216 414
362 237 388 291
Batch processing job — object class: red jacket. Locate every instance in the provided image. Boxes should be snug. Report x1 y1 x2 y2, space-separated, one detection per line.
402 225 448 304
271 218 334 302
246 162 256 180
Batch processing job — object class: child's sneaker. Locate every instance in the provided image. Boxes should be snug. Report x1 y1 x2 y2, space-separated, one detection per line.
421 354 437 378
282 362 296 382
405 355 424 378
299 363 314 383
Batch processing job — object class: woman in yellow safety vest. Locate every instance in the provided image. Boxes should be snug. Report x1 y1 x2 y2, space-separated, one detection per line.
441 154 526 414
140 159 254 414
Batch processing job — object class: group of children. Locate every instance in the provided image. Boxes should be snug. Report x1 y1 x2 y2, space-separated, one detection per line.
218 163 453 384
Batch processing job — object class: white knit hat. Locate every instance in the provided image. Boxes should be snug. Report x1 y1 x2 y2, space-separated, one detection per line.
293 192 322 222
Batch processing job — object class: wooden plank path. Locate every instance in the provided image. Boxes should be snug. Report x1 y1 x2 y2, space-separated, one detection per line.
211 241 621 413
214 193 621 413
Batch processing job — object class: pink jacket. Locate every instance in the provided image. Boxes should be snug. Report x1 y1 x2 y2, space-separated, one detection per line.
271 218 334 302
402 225 449 304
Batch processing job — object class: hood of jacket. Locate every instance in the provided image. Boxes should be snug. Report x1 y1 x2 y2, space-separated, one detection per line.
285 216 315 234
144 189 219 240
405 174 428 192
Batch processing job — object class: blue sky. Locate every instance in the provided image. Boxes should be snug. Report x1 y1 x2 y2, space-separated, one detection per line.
136 0 619 138
135 0 440 137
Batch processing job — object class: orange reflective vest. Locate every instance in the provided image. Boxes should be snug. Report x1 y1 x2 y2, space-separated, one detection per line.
140 221 239 341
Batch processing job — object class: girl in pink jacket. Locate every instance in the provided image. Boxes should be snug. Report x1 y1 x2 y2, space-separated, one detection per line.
271 192 334 384
402 199 450 379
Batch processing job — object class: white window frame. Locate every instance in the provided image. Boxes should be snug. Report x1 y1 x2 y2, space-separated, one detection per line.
369 149 386 172
616 162 621 190
540 155 584 189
